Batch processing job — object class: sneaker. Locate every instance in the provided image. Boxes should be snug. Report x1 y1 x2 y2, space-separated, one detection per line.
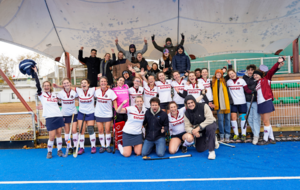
252 136 259 145
47 152 52 159
91 147 97 154
225 138 230 143
233 135 240 141
269 138 276 144
208 151 216 160
182 146 187 153
241 135 246 142
68 148 73 155
257 140 270 145
99 147 105 153
57 149 64 157
78 148 85 155
106 147 112 153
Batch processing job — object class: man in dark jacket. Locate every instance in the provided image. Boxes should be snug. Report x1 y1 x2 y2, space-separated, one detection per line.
133 52 150 71
78 47 101 87
122 70 134 88
172 45 190 78
152 34 185 58
115 37 148 61
142 97 169 157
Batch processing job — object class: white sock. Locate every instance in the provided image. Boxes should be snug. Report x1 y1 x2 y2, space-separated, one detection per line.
106 134 111 148
268 125 274 140
241 120 246 135
47 140 54 152
231 121 239 135
183 139 194 147
99 134 105 147
118 143 124 155
72 133 78 147
64 134 72 148
79 135 85 148
90 133 96 148
56 137 62 151
263 126 271 141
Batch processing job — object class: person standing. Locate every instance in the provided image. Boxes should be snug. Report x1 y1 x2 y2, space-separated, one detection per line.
172 45 190 78
152 34 185 58
98 50 116 86
115 37 148 61
159 49 172 79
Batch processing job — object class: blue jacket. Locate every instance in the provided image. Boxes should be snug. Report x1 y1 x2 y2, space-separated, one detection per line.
172 45 190 73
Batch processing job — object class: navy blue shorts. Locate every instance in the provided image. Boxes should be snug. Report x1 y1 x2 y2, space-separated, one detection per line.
258 100 275 114
171 132 186 140
177 104 185 109
231 103 247 113
77 111 95 121
45 117 64 131
160 102 169 110
63 114 78 123
122 132 143 147
95 117 112 122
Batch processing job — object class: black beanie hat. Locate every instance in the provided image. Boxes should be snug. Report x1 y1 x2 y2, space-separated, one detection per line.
165 38 172 43
253 70 263 78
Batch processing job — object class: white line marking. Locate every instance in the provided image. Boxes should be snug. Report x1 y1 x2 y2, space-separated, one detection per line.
1 177 300 184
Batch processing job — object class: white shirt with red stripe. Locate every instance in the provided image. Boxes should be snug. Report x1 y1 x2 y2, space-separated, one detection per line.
155 79 172 103
227 78 247 105
184 82 204 100
171 79 186 105
128 86 144 106
38 92 62 118
57 89 78 116
143 81 157 108
75 87 95 114
94 88 117 118
198 78 213 102
168 107 186 136
122 106 147 135
256 80 272 104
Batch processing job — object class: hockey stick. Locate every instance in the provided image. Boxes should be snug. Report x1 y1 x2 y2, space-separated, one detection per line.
218 141 235 148
243 94 254 129
112 108 116 154
73 114 85 158
63 114 74 157
143 154 192 160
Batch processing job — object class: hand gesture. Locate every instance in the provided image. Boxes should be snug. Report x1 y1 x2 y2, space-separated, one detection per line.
174 87 180 93
115 37 118 44
278 56 286 63
201 89 207 95
192 127 199 136
163 68 168 72
161 127 165 133
80 47 84 50
209 102 215 109
140 68 145 76
181 33 185 40
128 65 133 71
114 76 117 80
184 72 189 77
144 37 147 44
161 61 165 66
32 66 38 73
53 83 58 88
122 99 128 105
226 60 231 64
36 104 43 110
195 132 201 138
151 35 155 41
98 73 102 78
147 65 151 70
111 49 115 53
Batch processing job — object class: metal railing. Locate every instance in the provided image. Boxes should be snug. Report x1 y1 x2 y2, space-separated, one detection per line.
0 112 36 141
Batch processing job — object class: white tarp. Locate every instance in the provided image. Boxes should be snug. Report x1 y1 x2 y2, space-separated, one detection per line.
0 0 300 59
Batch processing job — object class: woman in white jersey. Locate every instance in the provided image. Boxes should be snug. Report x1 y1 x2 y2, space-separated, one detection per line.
227 68 253 142
140 70 157 109
171 71 186 109
33 67 64 159
128 77 144 106
154 71 172 112
116 96 147 157
56 78 78 155
95 77 118 153
254 57 285 145
198 68 214 110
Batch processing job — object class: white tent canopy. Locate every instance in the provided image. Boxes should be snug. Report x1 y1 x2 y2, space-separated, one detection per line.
0 0 300 59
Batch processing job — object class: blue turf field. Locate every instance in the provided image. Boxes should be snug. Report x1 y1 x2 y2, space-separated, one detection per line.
1 142 300 189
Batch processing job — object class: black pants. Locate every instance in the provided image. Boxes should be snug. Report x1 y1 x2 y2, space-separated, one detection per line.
116 113 127 123
195 122 217 152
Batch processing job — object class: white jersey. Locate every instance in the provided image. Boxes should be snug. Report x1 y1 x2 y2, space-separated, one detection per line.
171 79 186 105
94 88 117 118
256 80 272 104
122 106 147 135
227 78 247 105
128 86 144 106
184 82 204 101
155 80 172 103
76 87 95 114
38 92 63 118
168 107 186 136
57 89 78 116
143 81 158 108
198 78 213 102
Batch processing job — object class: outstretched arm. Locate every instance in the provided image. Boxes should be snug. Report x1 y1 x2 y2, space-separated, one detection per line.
151 35 164 52
117 100 128 113
137 38 148 54
32 67 42 95
115 37 126 53
78 47 86 64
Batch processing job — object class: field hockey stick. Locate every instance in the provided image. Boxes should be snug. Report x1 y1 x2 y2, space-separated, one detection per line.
63 114 74 157
143 154 192 160
73 114 85 158
243 94 254 129
112 108 116 154
218 141 235 148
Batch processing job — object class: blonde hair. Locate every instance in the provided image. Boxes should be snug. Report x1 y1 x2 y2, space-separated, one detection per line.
135 95 144 102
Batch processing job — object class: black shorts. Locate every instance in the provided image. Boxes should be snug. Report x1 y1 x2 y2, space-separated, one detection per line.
171 132 186 140
160 102 169 110
231 103 247 113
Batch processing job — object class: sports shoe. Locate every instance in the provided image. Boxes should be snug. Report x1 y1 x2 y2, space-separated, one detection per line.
68 148 73 155
91 147 97 154
57 149 64 157
106 147 112 153
241 135 246 142
257 140 270 145
182 146 187 153
252 136 259 145
225 138 230 143
78 148 85 155
269 138 276 144
46 152 52 159
208 151 216 160
233 135 240 141
99 147 105 153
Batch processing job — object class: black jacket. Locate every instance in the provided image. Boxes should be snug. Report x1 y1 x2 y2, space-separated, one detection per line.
152 38 184 58
99 53 116 86
143 109 169 141
78 50 101 87
159 57 172 78
243 74 257 102
133 58 149 71
122 70 134 88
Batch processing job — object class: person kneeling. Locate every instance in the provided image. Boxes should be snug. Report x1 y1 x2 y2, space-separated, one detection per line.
184 95 219 160
142 97 169 157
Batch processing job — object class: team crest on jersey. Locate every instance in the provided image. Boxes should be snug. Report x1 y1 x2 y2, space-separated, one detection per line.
139 91 141 93
88 94 90 97
52 96 55 98
182 83 185 85
141 111 144 114
71 95 73 98
237 82 240 84
178 115 181 118
105 95 108 98
166 82 168 84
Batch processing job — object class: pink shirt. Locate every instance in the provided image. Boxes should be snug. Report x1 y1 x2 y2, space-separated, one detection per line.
112 84 129 108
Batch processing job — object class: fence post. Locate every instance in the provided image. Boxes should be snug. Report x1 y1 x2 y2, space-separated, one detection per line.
260 57 263 65
73 69 76 85
288 56 291 73
31 112 36 140
208 61 211 77
234 59 237 71
35 94 41 131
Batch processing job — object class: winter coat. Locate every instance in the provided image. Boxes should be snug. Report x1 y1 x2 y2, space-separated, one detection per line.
133 58 149 71
112 59 138 78
152 38 184 58
172 45 190 73
243 74 257 102
99 53 116 85
116 43 148 61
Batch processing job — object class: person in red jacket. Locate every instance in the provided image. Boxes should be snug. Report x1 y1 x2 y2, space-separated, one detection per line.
253 56 285 145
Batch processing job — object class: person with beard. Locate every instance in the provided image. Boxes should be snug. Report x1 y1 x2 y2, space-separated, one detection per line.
78 47 101 87
172 45 190 78
151 34 185 58
115 37 148 61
